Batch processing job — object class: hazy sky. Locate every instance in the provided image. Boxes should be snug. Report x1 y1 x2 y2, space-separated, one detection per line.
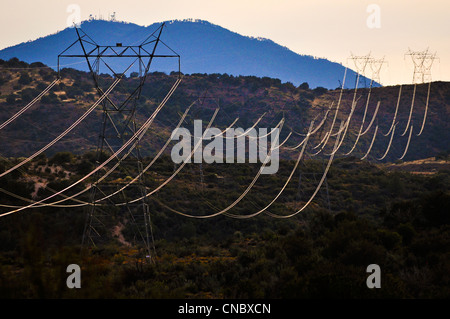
0 0 448 85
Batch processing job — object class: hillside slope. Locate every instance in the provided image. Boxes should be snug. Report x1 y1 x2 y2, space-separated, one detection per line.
0 59 448 162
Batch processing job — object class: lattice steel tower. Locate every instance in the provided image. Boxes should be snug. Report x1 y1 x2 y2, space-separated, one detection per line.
58 23 180 261
348 52 373 88
405 48 438 84
368 56 387 86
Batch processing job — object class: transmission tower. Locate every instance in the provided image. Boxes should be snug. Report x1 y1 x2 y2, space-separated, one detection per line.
348 52 373 88
58 23 180 261
368 56 387 85
405 48 438 84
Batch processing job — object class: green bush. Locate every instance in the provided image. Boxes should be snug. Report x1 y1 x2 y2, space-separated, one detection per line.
18 72 32 85
49 152 74 166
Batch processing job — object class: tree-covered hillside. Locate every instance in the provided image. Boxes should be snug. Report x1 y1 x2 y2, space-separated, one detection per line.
0 58 449 162
0 151 449 298
0 58 449 299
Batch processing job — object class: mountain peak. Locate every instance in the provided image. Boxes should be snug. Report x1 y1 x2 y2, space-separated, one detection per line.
0 19 371 88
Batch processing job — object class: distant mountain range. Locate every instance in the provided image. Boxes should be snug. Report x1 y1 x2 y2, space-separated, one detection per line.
0 19 376 89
